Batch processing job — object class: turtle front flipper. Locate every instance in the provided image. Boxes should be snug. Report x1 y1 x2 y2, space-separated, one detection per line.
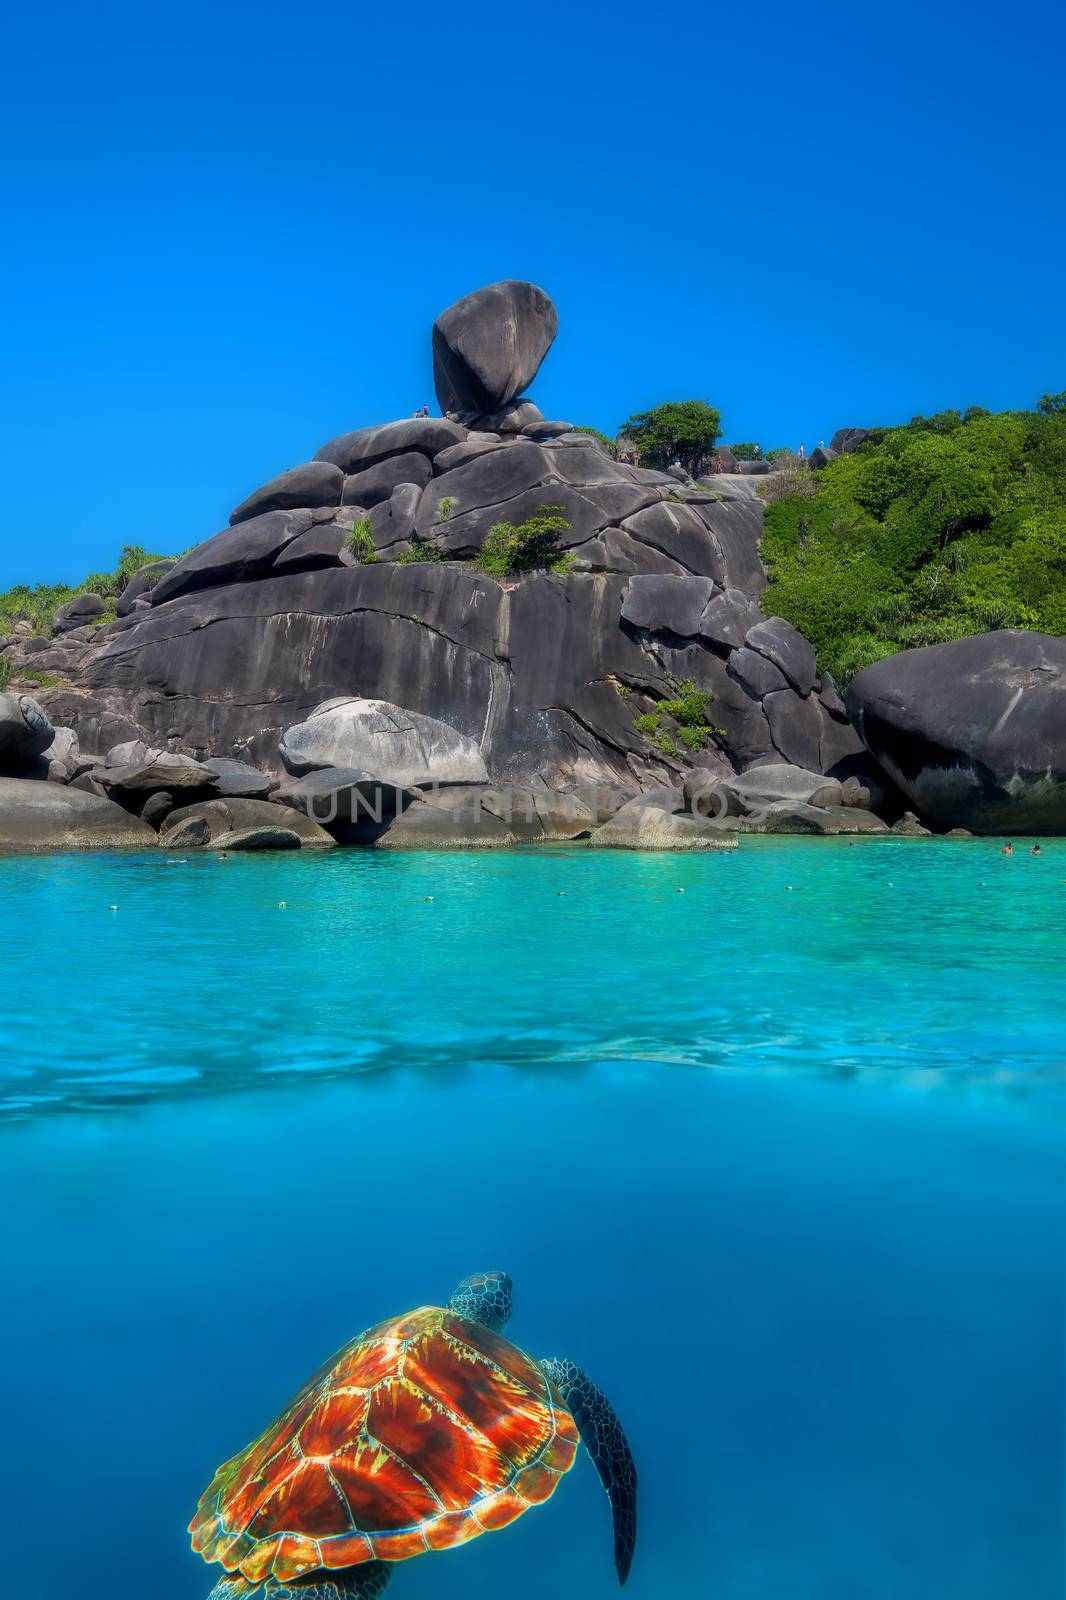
208 1563 392 1600
541 1358 637 1585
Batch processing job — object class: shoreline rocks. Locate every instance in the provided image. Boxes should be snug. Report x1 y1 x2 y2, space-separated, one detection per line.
847 631 1066 834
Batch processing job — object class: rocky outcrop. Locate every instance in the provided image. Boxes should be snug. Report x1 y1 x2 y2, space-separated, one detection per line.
589 791 738 850
116 560 175 616
279 698 490 786
847 631 1066 834
52 593 108 634
432 281 557 419
0 777 155 851
161 797 335 848
0 693 54 770
19 280 886 839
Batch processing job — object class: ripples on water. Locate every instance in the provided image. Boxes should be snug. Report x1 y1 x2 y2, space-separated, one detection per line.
3 837 1065 1116
2 839 1063 1599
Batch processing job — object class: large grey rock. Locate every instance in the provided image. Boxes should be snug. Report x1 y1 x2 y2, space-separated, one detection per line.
590 792 738 851
230 461 344 524
116 560 175 617
272 767 416 825
162 796 335 847
474 401 543 434
279 698 489 786
739 803 889 835
523 420 573 441
342 453 432 507
53 593 107 634
433 437 505 474
202 758 279 798
432 281 558 416
847 631 1066 834
690 763 844 820
313 419 465 473
619 501 727 577
151 511 315 605
728 646 788 700
829 428 868 455
763 687 824 769
36 690 147 756
0 776 155 851
368 485 422 554
214 826 303 851
94 756 215 792
744 617 817 695
366 796 515 850
698 588 762 651
621 576 716 637
0 693 54 769
891 810 933 837
269 520 353 575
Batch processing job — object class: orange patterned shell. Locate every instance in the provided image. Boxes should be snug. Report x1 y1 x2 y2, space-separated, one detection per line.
189 1306 580 1584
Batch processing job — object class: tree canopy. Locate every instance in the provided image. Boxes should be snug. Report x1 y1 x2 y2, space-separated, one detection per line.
619 400 721 470
760 402 1066 683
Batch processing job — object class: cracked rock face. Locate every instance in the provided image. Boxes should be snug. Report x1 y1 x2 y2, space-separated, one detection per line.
847 630 1066 833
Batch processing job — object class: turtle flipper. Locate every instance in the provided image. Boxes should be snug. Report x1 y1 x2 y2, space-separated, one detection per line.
208 1563 392 1600
541 1357 637 1585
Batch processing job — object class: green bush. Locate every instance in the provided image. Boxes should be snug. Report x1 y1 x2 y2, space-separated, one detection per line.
397 538 443 565
475 505 574 576
631 678 722 757
346 520 378 564
761 402 1066 682
0 658 12 691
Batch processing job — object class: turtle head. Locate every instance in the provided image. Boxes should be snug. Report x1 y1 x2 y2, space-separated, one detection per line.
448 1270 512 1333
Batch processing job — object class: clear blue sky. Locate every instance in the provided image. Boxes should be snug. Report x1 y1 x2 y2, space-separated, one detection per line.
1 0 1063 587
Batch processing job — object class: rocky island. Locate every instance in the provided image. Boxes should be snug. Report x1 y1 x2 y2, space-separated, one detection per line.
1 281 1064 850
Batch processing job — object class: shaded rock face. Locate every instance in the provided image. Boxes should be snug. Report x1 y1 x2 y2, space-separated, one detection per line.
43 281 869 797
847 630 1066 834
432 281 557 417
0 693 54 770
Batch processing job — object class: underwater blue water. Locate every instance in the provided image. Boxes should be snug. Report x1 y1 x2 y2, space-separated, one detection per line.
1 838 1063 1599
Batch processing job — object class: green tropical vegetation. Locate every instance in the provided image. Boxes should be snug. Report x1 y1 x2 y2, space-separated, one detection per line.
345 520 378 564
0 544 166 637
475 505 574 577
397 537 443 565
760 402 1066 683
631 678 724 757
618 401 721 471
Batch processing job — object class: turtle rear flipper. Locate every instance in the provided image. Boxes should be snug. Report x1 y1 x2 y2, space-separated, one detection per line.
541 1358 637 1585
208 1563 392 1600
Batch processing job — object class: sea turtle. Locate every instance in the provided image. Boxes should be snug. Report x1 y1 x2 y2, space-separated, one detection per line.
191 1271 637 1599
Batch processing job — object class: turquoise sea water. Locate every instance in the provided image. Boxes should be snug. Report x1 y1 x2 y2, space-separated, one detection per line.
2 838 1063 1599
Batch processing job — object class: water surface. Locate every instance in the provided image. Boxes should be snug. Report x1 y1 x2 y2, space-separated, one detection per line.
2 839 1062 1598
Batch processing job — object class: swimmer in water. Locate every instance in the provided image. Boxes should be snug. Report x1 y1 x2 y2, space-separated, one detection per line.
1031 844 1043 856
1002 842 1013 855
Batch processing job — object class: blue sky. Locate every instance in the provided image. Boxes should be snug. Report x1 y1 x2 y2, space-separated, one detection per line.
1 0 1064 586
